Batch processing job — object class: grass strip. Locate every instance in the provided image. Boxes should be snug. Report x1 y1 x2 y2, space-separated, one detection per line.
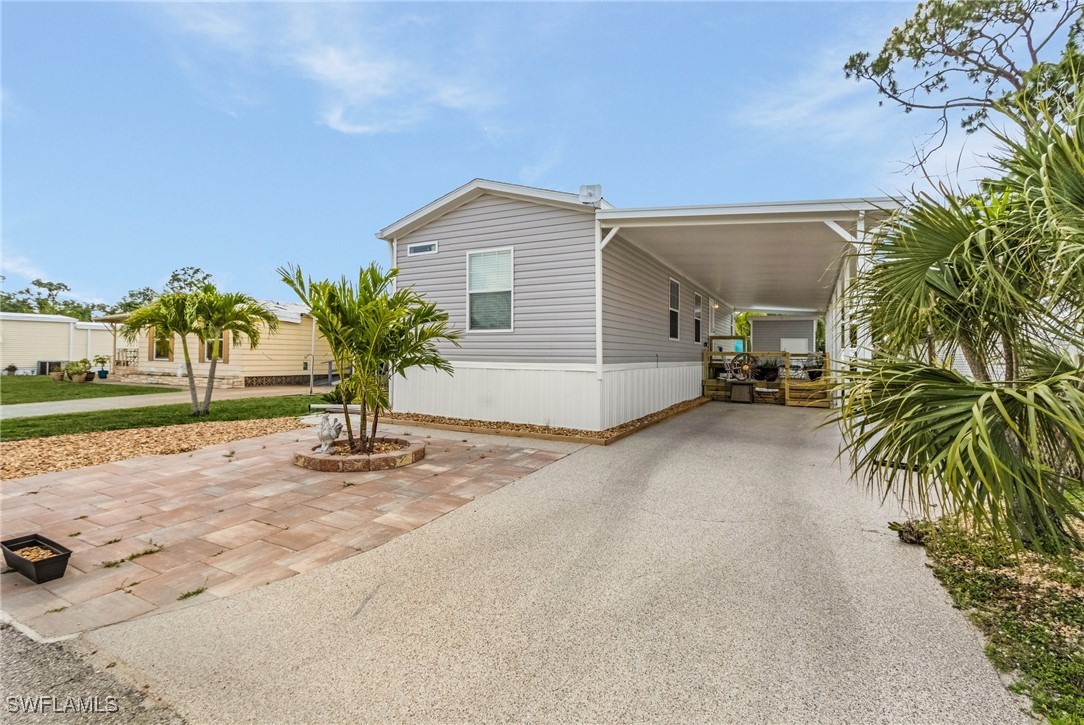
0 376 173 405
1 395 322 441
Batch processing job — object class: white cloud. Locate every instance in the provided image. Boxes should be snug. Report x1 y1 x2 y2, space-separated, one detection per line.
1 253 47 282
150 3 500 135
731 20 1009 195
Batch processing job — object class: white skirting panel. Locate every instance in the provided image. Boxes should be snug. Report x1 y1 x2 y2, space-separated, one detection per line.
392 365 602 431
600 363 702 430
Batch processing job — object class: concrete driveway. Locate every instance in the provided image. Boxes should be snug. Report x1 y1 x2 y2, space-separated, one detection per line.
83 403 1028 723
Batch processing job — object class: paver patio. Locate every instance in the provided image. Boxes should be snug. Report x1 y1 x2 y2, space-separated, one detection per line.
0 426 570 638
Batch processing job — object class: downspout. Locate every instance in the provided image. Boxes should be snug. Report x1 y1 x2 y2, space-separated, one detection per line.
309 314 316 395
388 237 397 410
68 321 75 361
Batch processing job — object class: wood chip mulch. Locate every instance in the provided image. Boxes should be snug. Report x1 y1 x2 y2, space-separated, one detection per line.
1 418 306 481
386 396 711 441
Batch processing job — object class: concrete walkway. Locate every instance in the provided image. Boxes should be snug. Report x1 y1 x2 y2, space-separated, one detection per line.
0 385 320 420
82 404 1028 723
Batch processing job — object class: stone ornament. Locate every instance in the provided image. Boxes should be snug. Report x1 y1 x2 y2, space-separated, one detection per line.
317 412 343 454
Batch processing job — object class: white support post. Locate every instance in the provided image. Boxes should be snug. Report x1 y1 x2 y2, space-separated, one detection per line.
853 212 873 360
594 220 604 382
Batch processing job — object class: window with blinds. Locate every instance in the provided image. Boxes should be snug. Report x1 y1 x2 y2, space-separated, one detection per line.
467 248 513 331
694 293 702 343
669 278 680 340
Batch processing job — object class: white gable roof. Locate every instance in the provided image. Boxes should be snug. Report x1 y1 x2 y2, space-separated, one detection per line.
376 178 611 241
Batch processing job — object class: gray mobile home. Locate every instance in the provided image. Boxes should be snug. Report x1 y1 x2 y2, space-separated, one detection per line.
377 179 894 430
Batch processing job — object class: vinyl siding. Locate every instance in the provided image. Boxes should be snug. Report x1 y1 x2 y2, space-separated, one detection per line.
749 317 816 353
394 193 596 364
233 318 334 377
601 236 716 364
0 318 113 371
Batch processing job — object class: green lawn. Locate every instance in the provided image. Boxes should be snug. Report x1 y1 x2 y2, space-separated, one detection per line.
0 395 323 441
0 375 174 405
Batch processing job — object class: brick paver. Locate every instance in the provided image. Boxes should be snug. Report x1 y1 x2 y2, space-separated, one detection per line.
0 428 568 638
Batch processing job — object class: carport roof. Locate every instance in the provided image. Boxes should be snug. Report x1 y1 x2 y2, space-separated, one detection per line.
598 197 899 312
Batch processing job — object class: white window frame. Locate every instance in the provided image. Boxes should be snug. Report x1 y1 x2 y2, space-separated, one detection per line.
407 241 439 257
466 247 514 333
694 293 702 344
668 278 680 341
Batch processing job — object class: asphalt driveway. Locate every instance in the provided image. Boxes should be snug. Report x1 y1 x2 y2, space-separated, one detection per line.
82 403 1028 723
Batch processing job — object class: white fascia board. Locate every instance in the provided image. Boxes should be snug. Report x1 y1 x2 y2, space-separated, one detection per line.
376 178 597 241
597 197 900 227
0 312 80 323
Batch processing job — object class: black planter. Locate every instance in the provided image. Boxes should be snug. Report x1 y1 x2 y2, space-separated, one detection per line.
1 534 72 584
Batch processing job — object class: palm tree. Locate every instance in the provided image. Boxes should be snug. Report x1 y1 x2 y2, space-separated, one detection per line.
121 292 202 415
190 285 280 414
835 95 1084 554
279 263 460 453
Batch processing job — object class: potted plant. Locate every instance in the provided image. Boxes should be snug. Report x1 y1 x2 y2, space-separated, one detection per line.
4 364 17 376
756 357 783 383
49 368 65 381
93 354 110 379
805 353 825 382
64 359 91 383
1 534 72 584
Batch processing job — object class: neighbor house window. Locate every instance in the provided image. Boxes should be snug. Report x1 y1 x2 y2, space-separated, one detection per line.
200 334 229 364
407 241 438 256
694 293 702 343
150 329 173 361
669 279 680 340
467 248 513 331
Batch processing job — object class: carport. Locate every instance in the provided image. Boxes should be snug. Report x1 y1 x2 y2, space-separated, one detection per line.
596 198 897 406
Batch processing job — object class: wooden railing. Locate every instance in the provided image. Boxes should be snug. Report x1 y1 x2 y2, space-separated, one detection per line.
702 350 832 407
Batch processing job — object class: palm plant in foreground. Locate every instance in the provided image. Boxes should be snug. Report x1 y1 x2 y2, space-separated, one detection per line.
835 95 1084 554
279 263 459 453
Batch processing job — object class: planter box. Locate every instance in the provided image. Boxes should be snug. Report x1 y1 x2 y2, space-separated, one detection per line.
1 534 72 584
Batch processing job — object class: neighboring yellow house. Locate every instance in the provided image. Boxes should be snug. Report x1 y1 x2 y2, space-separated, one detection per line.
104 302 335 389
0 312 115 374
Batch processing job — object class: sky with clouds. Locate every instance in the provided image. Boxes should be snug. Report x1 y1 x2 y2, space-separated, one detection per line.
2 2 1023 304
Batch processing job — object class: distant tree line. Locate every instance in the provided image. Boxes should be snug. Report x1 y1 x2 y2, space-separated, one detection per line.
0 267 215 321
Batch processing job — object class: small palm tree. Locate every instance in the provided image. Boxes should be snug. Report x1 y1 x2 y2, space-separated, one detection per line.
835 94 1084 554
280 263 460 453
190 285 280 414
121 292 202 415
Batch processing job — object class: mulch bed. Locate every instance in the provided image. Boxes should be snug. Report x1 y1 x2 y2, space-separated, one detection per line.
385 396 710 444
1 397 710 481
1 418 305 481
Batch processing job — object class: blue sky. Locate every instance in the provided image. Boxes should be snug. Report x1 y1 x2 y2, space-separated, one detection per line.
2 2 1006 305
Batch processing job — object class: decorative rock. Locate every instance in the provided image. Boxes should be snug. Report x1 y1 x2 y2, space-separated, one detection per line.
292 437 426 472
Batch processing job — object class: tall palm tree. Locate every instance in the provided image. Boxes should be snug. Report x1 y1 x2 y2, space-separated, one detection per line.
190 285 280 414
121 292 202 415
835 95 1084 554
279 263 460 453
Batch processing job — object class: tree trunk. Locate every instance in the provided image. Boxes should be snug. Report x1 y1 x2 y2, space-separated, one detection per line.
339 378 355 451
1003 336 1016 385
958 336 990 382
357 398 367 454
180 339 200 415
368 408 380 454
201 357 218 415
